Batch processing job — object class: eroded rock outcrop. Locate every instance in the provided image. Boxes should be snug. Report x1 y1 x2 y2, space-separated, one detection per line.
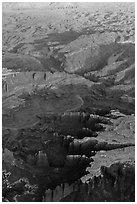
2 2 135 202
2 111 135 201
42 161 135 202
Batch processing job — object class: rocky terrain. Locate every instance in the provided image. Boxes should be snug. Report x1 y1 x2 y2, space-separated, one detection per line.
2 2 135 202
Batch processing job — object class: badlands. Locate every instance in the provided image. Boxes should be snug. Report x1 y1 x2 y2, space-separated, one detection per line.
2 2 135 202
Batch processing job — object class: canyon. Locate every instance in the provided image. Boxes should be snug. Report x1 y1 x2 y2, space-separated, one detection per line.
2 2 135 202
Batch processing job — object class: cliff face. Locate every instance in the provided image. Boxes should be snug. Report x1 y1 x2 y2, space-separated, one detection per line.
42 161 135 202
60 161 135 202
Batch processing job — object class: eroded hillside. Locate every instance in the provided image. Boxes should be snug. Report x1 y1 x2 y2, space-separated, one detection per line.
2 2 135 202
